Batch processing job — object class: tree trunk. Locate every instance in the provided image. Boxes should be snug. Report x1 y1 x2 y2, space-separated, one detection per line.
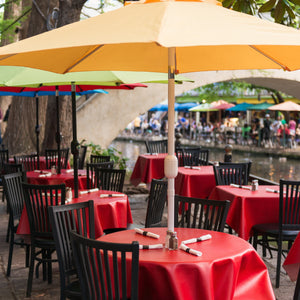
3 0 87 156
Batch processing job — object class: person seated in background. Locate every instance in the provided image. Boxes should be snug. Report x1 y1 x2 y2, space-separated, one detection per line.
241 123 251 145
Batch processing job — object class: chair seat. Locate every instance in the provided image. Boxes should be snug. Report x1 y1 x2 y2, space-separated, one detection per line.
65 280 81 299
253 223 300 238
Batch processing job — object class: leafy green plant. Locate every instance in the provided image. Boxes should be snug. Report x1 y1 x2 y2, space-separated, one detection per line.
85 141 129 170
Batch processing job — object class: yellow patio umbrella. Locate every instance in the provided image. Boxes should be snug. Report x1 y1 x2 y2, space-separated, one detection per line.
1 0 300 236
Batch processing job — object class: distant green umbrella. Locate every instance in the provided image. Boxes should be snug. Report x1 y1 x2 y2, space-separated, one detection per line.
189 103 218 112
0 66 192 197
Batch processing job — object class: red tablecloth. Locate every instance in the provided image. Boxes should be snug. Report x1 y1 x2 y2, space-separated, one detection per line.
283 232 300 281
130 153 167 186
175 166 216 199
26 169 87 190
9 156 70 170
17 190 133 238
98 227 275 300
208 185 280 240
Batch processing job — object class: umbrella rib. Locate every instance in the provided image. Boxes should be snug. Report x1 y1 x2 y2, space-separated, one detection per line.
63 45 104 73
249 45 291 71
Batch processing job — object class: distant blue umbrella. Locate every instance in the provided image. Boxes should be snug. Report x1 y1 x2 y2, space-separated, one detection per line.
226 102 253 111
149 103 179 112
176 102 198 111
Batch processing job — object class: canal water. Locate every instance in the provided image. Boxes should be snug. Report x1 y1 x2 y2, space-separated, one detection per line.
110 140 300 183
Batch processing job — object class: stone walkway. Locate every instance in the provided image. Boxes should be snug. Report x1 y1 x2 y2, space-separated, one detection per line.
0 189 296 299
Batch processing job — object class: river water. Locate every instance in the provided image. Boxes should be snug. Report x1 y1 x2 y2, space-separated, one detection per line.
110 140 300 183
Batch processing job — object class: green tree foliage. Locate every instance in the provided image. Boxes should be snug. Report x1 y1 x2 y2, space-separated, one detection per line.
222 0 300 26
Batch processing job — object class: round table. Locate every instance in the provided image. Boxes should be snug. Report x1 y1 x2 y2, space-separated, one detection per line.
98 227 275 300
26 169 87 190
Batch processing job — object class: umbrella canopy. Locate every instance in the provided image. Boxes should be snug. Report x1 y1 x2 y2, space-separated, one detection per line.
212 103 235 110
149 103 169 111
248 101 273 110
1 0 300 234
0 89 108 97
1 0 300 73
189 103 218 112
0 66 192 86
226 102 253 111
268 101 300 112
176 102 198 111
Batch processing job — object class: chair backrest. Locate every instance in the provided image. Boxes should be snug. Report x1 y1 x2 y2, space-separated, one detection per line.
213 163 249 186
174 195 230 232
279 179 300 231
3 172 25 222
0 149 9 174
78 145 87 169
145 140 168 154
219 161 252 181
45 148 69 169
14 154 38 172
95 168 126 192
145 179 168 228
70 231 139 300
3 162 23 174
48 201 95 298
176 148 209 166
22 183 66 240
86 161 114 189
90 154 111 164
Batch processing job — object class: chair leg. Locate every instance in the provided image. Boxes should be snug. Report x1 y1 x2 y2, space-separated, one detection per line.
26 246 35 297
252 231 258 250
6 231 14 277
25 244 30 268
47 250 52 284
5 223 10 243
276 239 282 288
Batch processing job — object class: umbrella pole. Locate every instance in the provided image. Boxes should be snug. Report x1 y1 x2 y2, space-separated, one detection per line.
165 47 178 243
35 95 40 169
55 86 61 174
71 83 79 198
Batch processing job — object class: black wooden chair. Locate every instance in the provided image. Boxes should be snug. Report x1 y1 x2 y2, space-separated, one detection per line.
252 179 300 288
70 231 139 300
219 161 252 182
86 161 114 189
213 163 249 186
145 179 168 228
176 148 209 166
14 154 38 171
145 139 168 154
95 168 126 193
45 148 70 169
2 172 30 276
48 200 95 300
78 145 87 169
174 195 230 232
22 182 66 297
90 154 111 164
0 149 9 202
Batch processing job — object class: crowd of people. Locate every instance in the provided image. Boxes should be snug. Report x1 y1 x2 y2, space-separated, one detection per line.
124 111 300 149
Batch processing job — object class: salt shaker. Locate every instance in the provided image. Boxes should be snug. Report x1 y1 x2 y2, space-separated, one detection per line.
168 232 178 250
66 187 72 202
165 230 172 249
51 165 57 175
252 179 258 191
